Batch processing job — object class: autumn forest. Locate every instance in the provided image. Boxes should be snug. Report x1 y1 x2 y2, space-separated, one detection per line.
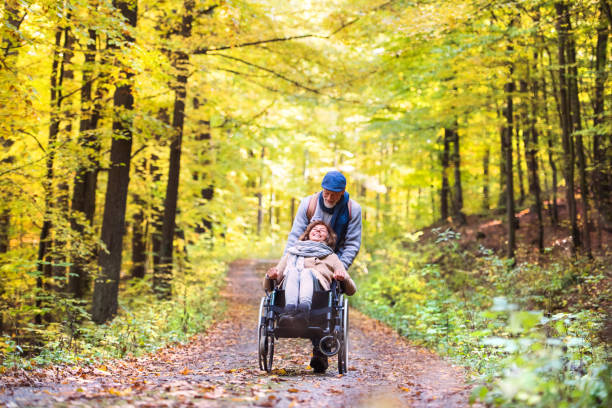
0 0 610 406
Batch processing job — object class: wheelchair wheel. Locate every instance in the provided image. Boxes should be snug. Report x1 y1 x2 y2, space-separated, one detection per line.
259 328 274 373
259 325 275 372
257 297 266 371
265 334 274 372
257 296 275 373
338 297 349 374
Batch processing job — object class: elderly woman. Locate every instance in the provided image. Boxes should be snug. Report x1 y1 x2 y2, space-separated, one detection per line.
264 221 357 326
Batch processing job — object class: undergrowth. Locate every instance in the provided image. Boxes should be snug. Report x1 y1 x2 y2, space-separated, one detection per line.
0 242 227 372
0 231 286 372
353 229 611 407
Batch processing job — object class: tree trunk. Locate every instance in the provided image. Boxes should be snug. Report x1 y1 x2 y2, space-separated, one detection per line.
497 105 507 210
269 190 275 227
91 0 138 324
151 108 170 271
383 146 392 227
502 39 516 260
376 192 381 233
290 197 296 227
68 35 102 294
0 207 8 253
450 125 465 224
192 99 213 235
1 0 20 58
482 148 490 211
540 68 559 226
256 147 265 236
564 6 591 257
546 136 559 225
155 0 194 299
52 18 76 284
525 72 544 252
131 157 147 279
0 0 23 253
256 190 263 235
37 24 64 297
440 128 450 221
515 112 525 206
592 1 611 241
555 1 581 253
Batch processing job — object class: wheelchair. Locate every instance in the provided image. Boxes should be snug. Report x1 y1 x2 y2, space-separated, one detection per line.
257 279 349 374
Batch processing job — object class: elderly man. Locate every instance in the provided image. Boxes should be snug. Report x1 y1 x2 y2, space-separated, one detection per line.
284 170 362 373
285 171 362 270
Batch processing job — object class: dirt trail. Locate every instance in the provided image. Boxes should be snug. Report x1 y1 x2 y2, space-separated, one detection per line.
1 259 475 407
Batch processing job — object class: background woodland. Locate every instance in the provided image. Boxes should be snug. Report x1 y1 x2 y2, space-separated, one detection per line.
0 0 610 406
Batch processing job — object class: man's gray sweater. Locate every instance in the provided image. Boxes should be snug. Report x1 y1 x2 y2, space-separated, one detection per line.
284 193 362 270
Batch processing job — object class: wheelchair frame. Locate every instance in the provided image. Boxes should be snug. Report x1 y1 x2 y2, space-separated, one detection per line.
257 280 349 374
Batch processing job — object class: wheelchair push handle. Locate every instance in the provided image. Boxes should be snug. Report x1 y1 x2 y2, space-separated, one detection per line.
330 279 345 295
265 278 277 294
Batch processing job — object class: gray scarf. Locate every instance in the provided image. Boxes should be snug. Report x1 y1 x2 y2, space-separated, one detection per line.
287 240 334 258
283 241 333 286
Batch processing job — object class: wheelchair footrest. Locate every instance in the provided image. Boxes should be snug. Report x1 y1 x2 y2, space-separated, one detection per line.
274 326 326 339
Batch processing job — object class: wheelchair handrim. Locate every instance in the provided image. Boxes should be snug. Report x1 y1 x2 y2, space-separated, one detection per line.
257 297 266 371
343 297 349 371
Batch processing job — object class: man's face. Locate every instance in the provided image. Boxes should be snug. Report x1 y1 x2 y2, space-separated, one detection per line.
322 189 344 208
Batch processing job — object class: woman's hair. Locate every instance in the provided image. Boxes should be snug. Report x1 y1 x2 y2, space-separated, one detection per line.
299 220 337 248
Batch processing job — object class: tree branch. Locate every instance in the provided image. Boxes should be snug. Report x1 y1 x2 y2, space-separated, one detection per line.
18 130 46 153
213 56 377 106
213 66 268 78
58 74 101 104
193 0 397 55
329 0 394 36
193 34 317 55
196 4 219 18
130 144 148 160
209 53 322 94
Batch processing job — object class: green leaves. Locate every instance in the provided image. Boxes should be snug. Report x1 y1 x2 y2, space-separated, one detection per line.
354 233 610 408
508 310 542 334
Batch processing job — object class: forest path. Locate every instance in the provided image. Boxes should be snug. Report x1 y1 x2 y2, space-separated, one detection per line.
1 259 475 407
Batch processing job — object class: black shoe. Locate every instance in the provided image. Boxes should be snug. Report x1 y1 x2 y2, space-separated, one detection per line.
278 304 297 327
310 353 328 374
284 304 297 314
293 314 308 327
294 302 311 326
278 314 295 327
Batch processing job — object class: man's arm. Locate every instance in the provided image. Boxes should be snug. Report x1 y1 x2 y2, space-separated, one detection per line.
283 196 311 254
338 202 362 270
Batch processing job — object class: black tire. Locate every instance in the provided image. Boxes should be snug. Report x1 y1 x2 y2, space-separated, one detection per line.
259 324 268 371
257 297 266 371
266 335 274 373
338 297 349 374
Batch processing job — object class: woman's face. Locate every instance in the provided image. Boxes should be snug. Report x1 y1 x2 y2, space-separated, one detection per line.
309 225 329 242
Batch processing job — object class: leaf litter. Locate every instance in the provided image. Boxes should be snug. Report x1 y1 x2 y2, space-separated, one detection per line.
0 259 479 407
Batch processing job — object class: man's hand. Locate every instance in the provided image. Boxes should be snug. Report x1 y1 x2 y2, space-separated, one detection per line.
267 267 279 279
333 270 346 281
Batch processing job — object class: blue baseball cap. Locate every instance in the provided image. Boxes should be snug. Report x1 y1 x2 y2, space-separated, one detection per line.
321 171 346 192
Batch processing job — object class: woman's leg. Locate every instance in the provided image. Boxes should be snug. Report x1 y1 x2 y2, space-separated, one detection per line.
297 268 314 306
283 268 299 308
294 269 314 325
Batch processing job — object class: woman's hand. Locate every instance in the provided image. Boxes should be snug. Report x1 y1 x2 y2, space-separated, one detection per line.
267 267 279 279
333 270 346 281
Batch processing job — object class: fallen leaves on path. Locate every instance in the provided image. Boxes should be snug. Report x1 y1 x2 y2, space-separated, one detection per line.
0 259 477 407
